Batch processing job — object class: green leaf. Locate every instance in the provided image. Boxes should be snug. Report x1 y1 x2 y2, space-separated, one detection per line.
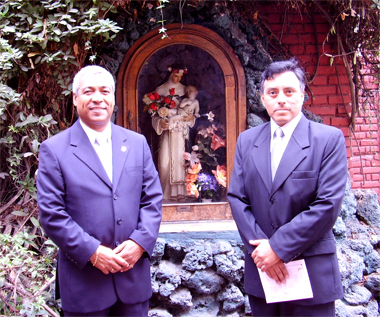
12 210 28 217
30 217 40 228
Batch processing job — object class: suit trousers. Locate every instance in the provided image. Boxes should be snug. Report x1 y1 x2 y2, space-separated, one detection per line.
63 299 149 317
248 295 335 317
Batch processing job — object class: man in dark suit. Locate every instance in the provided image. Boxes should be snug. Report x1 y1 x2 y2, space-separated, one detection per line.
37 65 163 316
228 59 347 316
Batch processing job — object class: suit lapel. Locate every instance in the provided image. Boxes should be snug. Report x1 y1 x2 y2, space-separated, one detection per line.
252 124 272 194
71 121 112 189
111 124 130 194
271 116 310 195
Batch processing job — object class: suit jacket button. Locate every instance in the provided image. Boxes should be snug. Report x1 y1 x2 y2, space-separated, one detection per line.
116 241 120 246
270 198 275 204
117 218 122 225
114 195 118 200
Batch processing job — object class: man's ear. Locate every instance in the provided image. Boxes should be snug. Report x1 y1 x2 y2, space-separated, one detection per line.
73 93 78 107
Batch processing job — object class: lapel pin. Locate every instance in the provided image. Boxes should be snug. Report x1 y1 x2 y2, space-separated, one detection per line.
121 146 127 152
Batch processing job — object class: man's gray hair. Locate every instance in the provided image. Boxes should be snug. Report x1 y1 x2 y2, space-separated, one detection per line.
72 65 115 95
260 58 306 93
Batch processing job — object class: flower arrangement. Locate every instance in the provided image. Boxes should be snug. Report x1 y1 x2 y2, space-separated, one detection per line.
184 112 227 201
168 66 188 74
185 163 226 200
143 88 177 118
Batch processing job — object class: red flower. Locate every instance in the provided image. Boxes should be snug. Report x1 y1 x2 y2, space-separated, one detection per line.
153 91 160 99
149 103 157 111
163 97 171 104
169 88 175 96
173 69 179 73
170 100 176 108
147 92 155 100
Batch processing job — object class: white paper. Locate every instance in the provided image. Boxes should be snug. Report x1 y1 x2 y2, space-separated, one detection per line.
258 259 313 303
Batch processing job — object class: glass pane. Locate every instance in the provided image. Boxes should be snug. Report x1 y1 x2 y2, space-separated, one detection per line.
138 44 227 205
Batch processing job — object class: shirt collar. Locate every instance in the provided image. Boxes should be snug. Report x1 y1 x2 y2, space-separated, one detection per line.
79 120 112 144
270 111 303 139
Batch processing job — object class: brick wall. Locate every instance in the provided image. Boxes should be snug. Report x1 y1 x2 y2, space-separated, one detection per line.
259 3 380 196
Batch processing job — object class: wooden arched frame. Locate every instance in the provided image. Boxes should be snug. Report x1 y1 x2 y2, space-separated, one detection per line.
116 24 246 220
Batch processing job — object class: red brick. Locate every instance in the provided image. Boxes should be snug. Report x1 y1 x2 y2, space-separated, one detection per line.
352 132 366 139
363 167 380 174
337 106 351 115
309 95 327 104
329 76 349 85
352 174 364 181
305 45 321 55
289 45 306 56
340 127 350 137
331 117 350 126
329 95 351 105
350 139 358 147
317 65 337 76
366 131 379 138
314 86 337 94
361 140 378 146
267 14 281 23
360 125 379 132
372 174 380 181
349 167 362 174
355 118 366 125
311 107 336 116
282 35 303 45
351 181 362 189
361 181 380 188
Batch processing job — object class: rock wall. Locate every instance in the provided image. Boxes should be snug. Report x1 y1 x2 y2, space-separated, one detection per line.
148 182 380 316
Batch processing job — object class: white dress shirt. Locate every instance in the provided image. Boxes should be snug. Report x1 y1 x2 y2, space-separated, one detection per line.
80 120 113 183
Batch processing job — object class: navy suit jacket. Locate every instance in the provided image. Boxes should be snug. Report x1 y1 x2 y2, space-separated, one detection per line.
228 115 346 305
37 121 163 313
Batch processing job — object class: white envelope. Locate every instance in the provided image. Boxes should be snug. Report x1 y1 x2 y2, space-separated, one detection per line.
258 259 313 303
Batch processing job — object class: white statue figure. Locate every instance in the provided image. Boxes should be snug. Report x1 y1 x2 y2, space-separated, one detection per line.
151 65 197 201
168 85 200 139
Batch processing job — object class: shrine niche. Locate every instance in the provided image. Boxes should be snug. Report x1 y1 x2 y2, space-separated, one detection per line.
116 24 246 222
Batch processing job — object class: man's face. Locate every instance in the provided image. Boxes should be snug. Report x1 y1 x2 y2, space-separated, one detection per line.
73 74 114 132
261 71 304 126
171 73 183 84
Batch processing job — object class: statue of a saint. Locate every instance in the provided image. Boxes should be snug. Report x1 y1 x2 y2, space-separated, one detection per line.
150 65 197 201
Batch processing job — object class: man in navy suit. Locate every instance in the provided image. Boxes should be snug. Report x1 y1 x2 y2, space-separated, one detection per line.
228 59 346 316
37 65 163 316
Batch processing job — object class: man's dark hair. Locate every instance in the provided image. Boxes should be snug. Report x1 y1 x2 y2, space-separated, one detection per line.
260 58 306 93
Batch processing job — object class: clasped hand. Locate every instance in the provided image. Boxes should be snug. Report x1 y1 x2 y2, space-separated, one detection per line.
90 240 144 275
250 239 289 284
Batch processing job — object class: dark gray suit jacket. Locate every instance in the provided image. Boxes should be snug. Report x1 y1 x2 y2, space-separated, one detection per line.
228 115 346 305
37 121 163 313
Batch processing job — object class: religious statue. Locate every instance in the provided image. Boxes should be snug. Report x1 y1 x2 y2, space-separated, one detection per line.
144 64 198 201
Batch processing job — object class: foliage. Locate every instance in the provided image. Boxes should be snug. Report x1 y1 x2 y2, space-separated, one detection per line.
184 114 226 201
0 230 58 316
0 0 121 206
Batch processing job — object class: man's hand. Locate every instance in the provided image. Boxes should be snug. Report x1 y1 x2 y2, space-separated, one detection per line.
250 239 289 284
90 245 128 274
113 240 145 272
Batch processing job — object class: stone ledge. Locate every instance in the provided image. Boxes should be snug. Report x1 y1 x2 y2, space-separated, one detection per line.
159 220 238 238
